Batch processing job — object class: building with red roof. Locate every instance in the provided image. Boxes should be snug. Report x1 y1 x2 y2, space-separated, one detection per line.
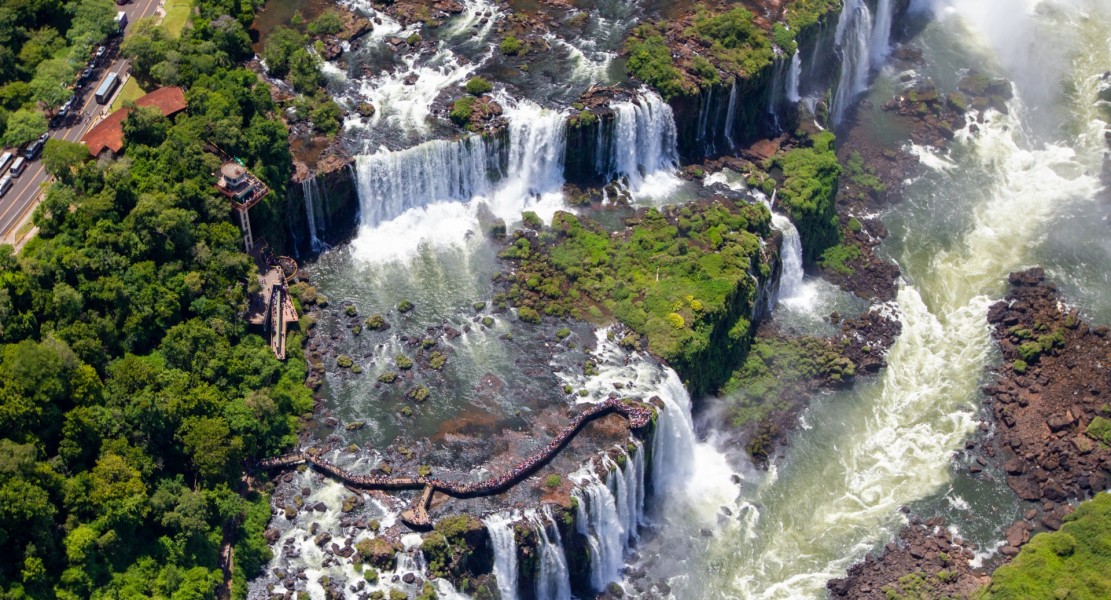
81 86 187 157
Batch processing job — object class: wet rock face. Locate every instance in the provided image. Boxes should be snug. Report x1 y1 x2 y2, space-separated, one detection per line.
827 517 990 599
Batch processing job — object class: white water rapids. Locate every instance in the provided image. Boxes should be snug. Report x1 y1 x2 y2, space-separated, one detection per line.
678 1 1110 598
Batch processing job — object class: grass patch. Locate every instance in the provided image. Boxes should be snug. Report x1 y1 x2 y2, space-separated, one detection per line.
162 0 193 39
979 493 1111 599
110 77 146 111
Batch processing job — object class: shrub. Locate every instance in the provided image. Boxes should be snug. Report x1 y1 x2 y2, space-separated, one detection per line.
418 465 432 477
308 10 344 36
556 328 571 340
623 25 685 100
337 355 353 368
397 300 415 313
522 211 543 230
377 371 398 384
428 352 447 370
518 306 541 324
481 316 495 328
365 314 388 330
408 385 430 402
666 313 685 329
818 244 861 274
363 567 378 583
1017 341 1043 363
464 76 493 96
499 35 523 55
449 96 476 126
345 304 358 316
396 354 414 370
1087 416 1111 445
544 474 562 489
1012 359 1027 374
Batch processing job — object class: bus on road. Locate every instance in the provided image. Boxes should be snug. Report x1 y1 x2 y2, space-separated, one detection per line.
95 72 119 104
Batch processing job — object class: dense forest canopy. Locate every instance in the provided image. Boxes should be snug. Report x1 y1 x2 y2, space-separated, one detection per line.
0 0 314 597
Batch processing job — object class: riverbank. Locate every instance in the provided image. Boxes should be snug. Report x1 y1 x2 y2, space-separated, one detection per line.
828 268 1111 598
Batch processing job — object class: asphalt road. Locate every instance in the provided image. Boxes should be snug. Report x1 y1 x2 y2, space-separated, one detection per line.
0 0 163 244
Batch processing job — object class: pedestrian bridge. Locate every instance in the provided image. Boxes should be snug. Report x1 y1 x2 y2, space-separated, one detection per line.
255 397 656 528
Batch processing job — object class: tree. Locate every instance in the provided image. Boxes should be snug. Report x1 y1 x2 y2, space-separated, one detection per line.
120 18 170 84
307 10 344 36
122 105 168 147
89 453 149 530
211 14 252 62
42 139 88 181
261 26 306 78
28 57 74 110
18 27 65 76
2 108 46 146
66 0 117 53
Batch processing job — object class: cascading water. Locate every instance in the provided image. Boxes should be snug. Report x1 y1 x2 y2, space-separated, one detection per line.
667 1 1111 598
529 506 573 600
606 92 681 194
870 0 894 65
572 469 626 591
350 97 568 260
483 513 519 600
772 212 805 302
301 178 327 253
724 79 739 148
831 0 875 125
786 51 803 104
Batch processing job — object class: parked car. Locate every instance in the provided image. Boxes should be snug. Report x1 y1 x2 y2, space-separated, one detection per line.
94 46 107 64
23 134 48 160
79 66 95 84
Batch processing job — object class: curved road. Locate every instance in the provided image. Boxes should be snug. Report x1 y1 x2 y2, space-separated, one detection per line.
0 0 162 246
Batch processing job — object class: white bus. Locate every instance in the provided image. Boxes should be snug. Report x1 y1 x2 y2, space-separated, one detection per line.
0 152 12 174
0 176 12 197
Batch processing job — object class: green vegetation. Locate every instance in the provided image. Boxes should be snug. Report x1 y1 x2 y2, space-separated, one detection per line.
307 10 344 37
396 354 414 370
818 243 862 274
544 474 562 489
499 199 771 395
365 314 388 330
880 571 957 600
1012 359 1027 374
772 23 796 54
464 76 492 96
377 371 398 384
398 300 415 313
428 352 447 370
688 6 773 77
161 0 192 39
1086 416 1111 446
0 2 314 597
449 96 476 126
979 493 1111 599
783 0 842 32
408 385 430 402
775 132 842 263
109 76 146 110
337 354 354 368
3 108 46 146
623 24 685 100
422 515 484 580
499 35 523 56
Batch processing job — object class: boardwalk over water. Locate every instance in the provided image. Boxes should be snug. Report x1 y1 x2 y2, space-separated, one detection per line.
256 397 655 528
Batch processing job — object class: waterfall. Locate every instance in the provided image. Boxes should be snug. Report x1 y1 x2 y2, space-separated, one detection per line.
607 92 680 191
604 443 646 548
529 506 572 600
572 472 625 590
772 212 805 301
353 97 567 231
786 51 803 104
832 0 875 125
870 0 894 66
301 178 327 253
651 369 697 496
483 514 519 600
724 79 738 149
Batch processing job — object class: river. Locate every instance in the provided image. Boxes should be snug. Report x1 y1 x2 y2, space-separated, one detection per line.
252 0 1111 598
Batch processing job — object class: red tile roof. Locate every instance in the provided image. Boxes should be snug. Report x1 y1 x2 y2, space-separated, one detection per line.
81 86 188 156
